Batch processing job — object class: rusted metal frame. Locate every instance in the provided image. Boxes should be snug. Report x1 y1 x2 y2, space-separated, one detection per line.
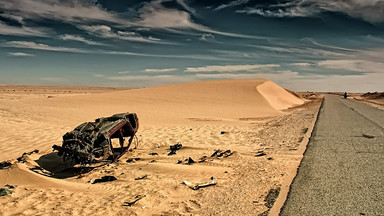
108 121 128 137
52 144 90 160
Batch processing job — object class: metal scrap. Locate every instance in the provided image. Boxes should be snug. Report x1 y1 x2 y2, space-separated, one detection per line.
53 113 139 165
126 158 141 163
135 175 148 180
211 149 233 158
123 195 146 207
91 175 117 184
182 180 218 190
168 142 182 155
0 161 12 170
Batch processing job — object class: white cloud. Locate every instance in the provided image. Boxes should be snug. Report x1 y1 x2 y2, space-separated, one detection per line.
215 0 250 11
4 41 87 53
185 64 280 73
78 25 161 43
40 77 68 82
237 5 317 18
237 0 384 23
93 74 105 78
318 59 384 74
137 0 261 39
175 0 196 15
0 0 128 24
8 52 34 57
0 14 25 24
195 70 299 82
106 74 199 87
138 0 199 29
0 21 48 37
199 33 215 41
59 34 102 45
144 68 178 73
291 63 312 67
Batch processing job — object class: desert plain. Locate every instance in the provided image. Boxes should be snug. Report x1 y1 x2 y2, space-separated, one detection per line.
0 79 323 215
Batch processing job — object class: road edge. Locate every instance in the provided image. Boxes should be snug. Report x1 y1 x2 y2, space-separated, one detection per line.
269 96 325 216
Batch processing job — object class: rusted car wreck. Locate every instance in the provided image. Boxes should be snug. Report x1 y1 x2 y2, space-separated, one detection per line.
53 113 139 164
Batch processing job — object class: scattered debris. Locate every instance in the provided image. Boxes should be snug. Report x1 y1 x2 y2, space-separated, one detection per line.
149 160 156 163
0 161 12 169
211 149 221 157
168 142 183 155
123 195 146 207
29 166 53 177
17 149 39 163
149 152 158 156
177 160 182 164
255 151 267 157
5 185 16 189
199 156 207 163
182 180 218 190
219 150 232 157
126 158 141 163
135 175 148 180
220 131 227 134
91 176 117 184
302 128 309 134
210 149 233 158
264 187 280 208
0 188 14 196
53 113 139 164
362 134 375 139
267 157 273 160
187 157 195 165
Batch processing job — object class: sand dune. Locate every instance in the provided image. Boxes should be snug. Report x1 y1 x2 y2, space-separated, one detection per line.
32 79 304 125
0 79 320 215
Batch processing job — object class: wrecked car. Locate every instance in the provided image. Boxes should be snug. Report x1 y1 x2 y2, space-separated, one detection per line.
53 112 139 164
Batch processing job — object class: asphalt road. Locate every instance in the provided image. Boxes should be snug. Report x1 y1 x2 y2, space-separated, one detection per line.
281 95 384 216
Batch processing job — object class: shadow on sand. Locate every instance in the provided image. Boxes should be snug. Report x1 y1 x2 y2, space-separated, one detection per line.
35 153 97 179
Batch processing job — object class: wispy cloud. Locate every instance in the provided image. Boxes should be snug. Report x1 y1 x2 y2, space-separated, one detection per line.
40 77 68 82
93 74 105 78
0 0 128 24
137 0 263 39
144 68 178 73
78 25 161 43
4 41 87 53
106 74 199 87
8 52 34 57
291 63 312 67
137 0 198 29
215 0 250 11
236 0 384 23
0 22 48 37
195 70 299 81
59 34 103 45
318 59 384 74
199 33 215 41
185 64 280 73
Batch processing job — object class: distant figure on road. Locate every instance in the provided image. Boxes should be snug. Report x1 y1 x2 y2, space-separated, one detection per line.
344 92 348 99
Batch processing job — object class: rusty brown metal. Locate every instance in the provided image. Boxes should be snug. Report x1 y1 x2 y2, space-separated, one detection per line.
53 112 139 164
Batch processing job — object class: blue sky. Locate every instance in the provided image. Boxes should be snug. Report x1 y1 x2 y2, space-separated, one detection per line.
1 0 384 91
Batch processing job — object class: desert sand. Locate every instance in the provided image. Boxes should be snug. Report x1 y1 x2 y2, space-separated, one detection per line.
0 79 322 215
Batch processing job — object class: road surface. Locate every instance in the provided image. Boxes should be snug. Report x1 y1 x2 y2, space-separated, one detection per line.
281 94 384 216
